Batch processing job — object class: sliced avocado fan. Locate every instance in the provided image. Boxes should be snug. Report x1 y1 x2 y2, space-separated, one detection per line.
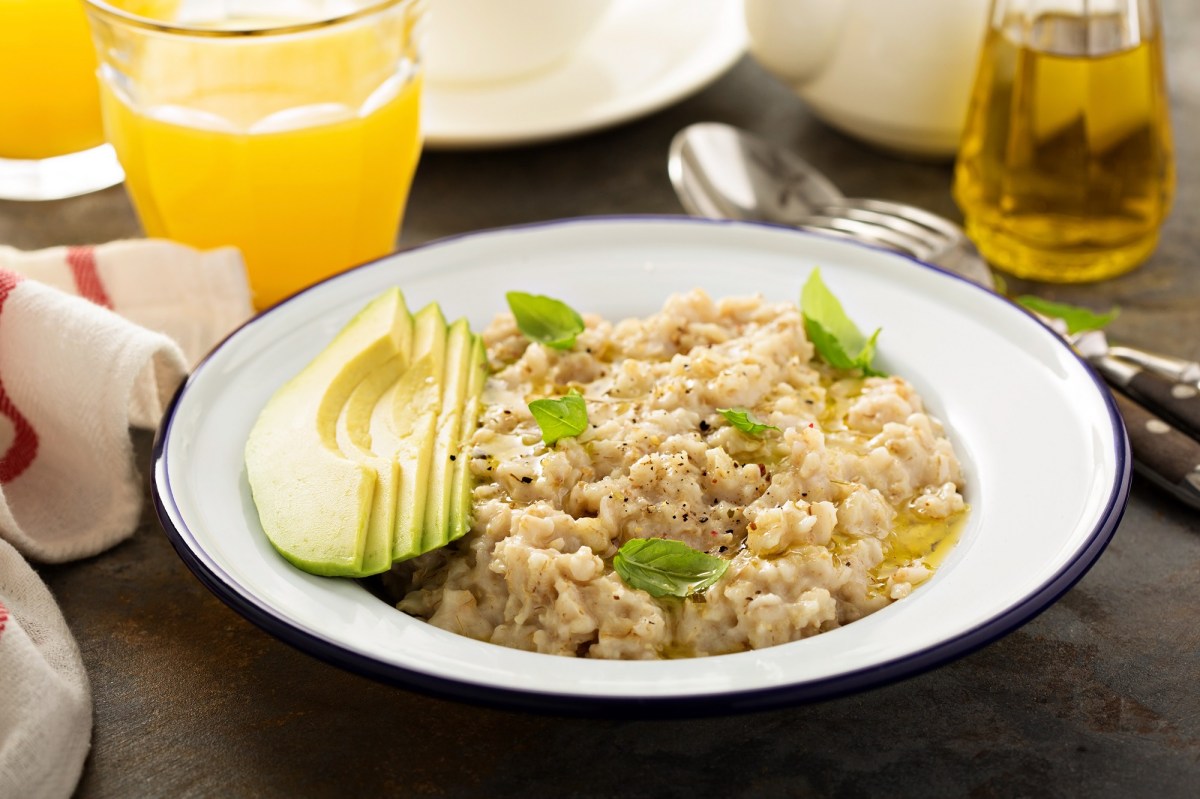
245 290 490 578
244 288 412 576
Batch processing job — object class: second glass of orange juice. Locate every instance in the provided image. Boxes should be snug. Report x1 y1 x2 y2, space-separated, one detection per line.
83 0 426 309
0 0 124 200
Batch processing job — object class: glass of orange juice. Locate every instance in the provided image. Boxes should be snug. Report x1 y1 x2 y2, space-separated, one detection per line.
82 0 426 309
0 0 124 200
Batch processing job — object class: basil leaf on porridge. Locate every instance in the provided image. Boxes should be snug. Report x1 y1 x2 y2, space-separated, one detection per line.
528 391 588 445
506 291 585 349
801 268 884 376
390 289 967 659
613 538 730 598
716 407 779 437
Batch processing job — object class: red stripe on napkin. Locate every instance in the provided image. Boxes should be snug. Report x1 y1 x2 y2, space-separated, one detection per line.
67 245 114 309
0 270 40 484
0 601 8 642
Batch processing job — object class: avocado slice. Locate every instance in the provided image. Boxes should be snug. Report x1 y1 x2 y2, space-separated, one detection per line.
447 334 488 544
335 355 406 576
384 303 447 561
421 319 474 553
244 288 411 576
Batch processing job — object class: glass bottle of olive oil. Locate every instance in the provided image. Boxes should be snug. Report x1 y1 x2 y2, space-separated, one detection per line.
953 1 1173 282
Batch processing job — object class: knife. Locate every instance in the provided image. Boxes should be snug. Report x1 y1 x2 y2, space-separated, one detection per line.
1109 388 1200 510
1106 344 1200 386
1029 315 1200 510
1072 330 1200 441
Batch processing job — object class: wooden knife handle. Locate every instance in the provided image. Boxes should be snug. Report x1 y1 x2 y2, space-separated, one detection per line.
1112 389 1200 510
1125 369 1200 442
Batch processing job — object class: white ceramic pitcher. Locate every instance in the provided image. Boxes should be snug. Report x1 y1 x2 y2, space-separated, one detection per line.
744 0 990 158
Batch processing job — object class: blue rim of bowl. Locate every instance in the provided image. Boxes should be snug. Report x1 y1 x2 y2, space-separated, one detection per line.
151 215 1131 717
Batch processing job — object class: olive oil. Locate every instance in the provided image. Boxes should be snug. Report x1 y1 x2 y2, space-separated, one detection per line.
953 12 1173 282
870 506 968 597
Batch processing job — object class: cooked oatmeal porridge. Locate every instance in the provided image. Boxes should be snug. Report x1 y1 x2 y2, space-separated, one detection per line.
390 289 967 659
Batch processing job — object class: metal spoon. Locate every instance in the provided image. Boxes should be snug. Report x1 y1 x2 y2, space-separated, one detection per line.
668 121 997 289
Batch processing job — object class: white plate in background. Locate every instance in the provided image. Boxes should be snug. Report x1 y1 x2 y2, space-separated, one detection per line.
422 0 747 149
153 217 1129 714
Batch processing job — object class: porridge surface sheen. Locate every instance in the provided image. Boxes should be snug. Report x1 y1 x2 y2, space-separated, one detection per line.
395 290 966 659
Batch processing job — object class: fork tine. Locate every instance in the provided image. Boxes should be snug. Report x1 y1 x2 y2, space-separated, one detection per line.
796 199 995 284
834 206 957 247
801 215 939 259
827 206 958 261
794 223 867 247
834 198 966 242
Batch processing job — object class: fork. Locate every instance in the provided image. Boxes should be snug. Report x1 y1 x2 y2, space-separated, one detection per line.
795 198 995 288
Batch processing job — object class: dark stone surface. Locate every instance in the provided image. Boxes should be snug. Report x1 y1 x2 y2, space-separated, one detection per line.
5 2 1198 796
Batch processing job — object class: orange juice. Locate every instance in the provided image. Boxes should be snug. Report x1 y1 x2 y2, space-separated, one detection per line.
101 78 423 308
87 0 426 308
0 0 106 159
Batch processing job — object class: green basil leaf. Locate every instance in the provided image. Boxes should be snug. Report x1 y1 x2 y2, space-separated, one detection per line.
801 269 885 376
506 291 585 350
1017 296 1119 334
613 538 730 598
716 407 779 437
528 390 588 446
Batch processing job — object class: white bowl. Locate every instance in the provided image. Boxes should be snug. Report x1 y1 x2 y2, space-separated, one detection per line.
153 217 1129 713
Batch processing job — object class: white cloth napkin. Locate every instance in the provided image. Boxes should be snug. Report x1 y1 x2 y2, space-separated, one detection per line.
0 241 253 798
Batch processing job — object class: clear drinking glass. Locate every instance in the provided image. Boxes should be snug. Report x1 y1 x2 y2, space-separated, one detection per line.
83 0 426 309
0 0 124 201
953 0 1174 282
